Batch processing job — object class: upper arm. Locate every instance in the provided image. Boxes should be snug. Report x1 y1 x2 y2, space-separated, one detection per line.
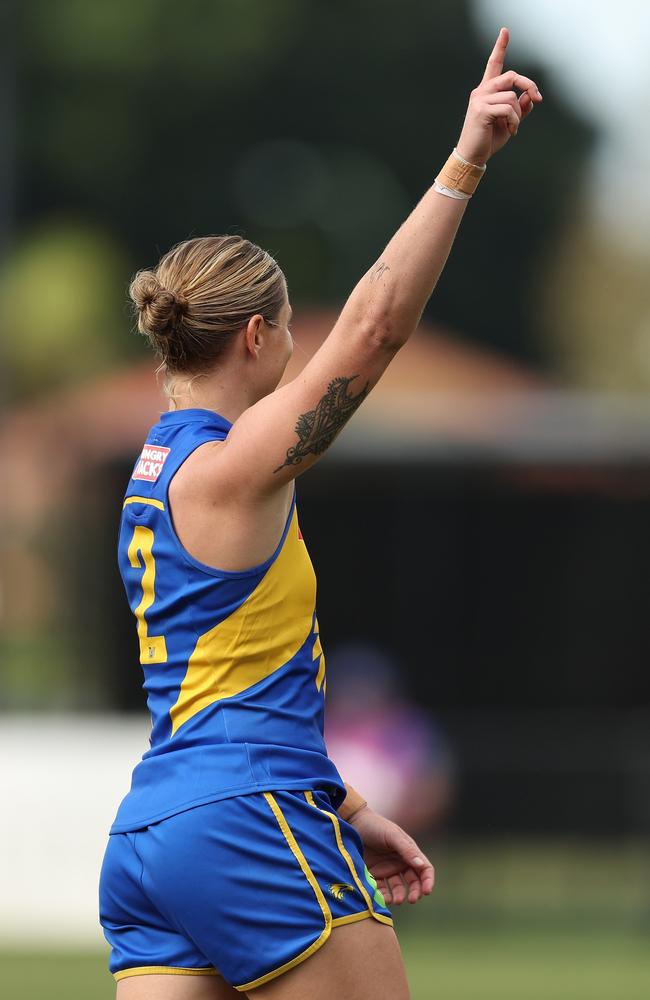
220 318 398 494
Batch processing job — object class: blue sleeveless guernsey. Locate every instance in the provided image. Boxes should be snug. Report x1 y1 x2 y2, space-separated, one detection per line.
110 408 346 834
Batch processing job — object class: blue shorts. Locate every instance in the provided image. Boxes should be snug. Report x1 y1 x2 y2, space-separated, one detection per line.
99 788 393 992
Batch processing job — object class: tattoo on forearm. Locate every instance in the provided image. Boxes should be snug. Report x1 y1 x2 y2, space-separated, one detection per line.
370 260 391 282
274 375 370 473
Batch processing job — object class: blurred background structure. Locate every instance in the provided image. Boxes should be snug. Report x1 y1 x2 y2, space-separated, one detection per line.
2 1 650 998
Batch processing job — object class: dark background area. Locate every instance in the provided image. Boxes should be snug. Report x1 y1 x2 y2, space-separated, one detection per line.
5 0 593 391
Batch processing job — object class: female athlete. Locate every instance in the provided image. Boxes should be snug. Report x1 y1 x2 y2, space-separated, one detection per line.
99 27 541 1000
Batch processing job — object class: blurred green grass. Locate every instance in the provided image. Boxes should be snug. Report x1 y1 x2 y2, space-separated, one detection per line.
4 926 650 1000
403 926 650 999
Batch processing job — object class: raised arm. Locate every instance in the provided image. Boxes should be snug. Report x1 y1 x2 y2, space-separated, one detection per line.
223 27 542 492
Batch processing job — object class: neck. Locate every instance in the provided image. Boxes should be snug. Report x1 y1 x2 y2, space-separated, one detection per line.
166 363 261 424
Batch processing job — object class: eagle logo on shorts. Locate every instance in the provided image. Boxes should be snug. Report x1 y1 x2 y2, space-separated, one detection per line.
328 882 355 901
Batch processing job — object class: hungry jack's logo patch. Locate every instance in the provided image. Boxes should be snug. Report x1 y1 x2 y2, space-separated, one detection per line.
133 444 170 482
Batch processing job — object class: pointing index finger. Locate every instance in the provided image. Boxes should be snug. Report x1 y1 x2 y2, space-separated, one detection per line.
482 26 509 82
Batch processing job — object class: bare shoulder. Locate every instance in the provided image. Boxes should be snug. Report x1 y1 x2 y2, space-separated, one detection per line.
169 438 231 502
168 440 295 573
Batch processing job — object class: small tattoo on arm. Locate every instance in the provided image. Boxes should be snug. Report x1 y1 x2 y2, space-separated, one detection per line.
274 375 370 473
370 260 391 283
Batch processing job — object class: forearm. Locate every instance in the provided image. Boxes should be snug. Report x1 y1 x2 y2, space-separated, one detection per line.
340 177 469 350
336 26 543 355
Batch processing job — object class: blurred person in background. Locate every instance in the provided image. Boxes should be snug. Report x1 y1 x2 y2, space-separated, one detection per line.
99 27 541 1000
325 641 455 835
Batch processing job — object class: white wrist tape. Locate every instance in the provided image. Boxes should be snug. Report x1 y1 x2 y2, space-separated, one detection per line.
433 181 471 201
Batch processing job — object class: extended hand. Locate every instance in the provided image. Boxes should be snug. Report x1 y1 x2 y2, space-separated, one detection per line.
349 806 435 905
456 26 543 166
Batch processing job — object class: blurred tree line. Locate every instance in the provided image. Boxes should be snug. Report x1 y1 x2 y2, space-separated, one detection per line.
2 0 593 399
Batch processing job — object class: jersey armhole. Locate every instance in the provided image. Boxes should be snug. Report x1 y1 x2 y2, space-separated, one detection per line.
163 438 297 580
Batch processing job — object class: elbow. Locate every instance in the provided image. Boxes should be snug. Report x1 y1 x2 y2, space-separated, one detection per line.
341 296 410 352
365 315 408 353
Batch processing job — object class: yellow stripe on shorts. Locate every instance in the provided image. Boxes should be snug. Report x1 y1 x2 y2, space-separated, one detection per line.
304 791 393 927
235 793 333 991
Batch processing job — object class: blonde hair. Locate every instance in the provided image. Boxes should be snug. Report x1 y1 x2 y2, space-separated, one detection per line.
129 235 287 375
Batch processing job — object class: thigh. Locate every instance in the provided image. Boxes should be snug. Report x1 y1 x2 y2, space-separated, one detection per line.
116 973 239 999
245 918 410 1000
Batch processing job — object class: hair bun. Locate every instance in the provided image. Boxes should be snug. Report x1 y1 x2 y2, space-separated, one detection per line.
129 270 188 339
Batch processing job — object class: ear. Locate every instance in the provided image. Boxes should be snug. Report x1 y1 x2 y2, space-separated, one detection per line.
243 314 265 359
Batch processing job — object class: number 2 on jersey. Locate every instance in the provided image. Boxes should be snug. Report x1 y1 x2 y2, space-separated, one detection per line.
127 525 168 664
